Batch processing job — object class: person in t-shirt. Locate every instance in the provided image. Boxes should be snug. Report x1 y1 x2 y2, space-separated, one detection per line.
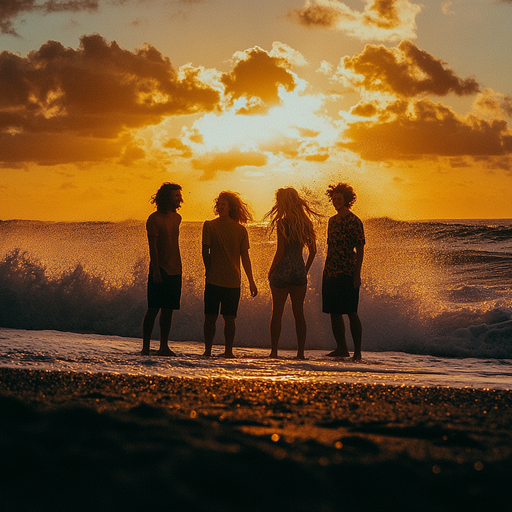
141 182 183 356
202 191 258 358
322 183 365 361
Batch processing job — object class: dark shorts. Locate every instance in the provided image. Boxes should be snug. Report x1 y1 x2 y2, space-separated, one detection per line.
322 274 360 314
147 269 182 310
204 282 241 318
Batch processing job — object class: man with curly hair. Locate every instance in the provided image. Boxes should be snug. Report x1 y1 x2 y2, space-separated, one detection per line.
202 191 258 358
322 182 365 361
141 182 183 356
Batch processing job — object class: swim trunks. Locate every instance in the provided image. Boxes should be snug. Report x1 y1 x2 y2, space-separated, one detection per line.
322 274 360 314
147 269 182 309
204 282 241 317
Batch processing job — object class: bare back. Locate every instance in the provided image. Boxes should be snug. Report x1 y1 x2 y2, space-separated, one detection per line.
146 211 182 275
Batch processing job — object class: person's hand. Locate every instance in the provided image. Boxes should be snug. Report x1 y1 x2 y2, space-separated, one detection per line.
250 281 258 297
153 268 163 283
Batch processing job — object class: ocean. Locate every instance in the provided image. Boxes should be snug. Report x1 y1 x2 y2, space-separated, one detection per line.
1 218 511 389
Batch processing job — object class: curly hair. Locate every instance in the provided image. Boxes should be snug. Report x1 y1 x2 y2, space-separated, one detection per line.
214 191 253 224
264 187 321 246
326 183 356 209
151 182 182 213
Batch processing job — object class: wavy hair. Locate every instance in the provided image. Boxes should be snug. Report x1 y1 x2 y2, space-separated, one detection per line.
151 182 182 213
264 187 320 246
326 182 356 209
214 191 253 224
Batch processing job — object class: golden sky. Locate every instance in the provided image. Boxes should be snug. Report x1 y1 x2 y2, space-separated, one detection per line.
1 0 512 221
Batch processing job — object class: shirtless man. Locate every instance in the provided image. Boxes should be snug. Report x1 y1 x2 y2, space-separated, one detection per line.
140 182 183 356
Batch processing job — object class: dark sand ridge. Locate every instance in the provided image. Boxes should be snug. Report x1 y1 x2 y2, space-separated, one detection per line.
1 368 511 511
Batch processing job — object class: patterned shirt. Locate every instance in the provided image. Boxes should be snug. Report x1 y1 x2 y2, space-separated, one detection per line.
323 212 365 279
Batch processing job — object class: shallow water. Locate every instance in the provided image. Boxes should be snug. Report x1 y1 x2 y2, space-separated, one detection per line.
1 328 510 390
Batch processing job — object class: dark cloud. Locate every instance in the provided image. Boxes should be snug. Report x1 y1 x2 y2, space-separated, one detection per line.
0 0 99 36
288 0 420 41
340 98 512 162
191 149 268 180
288 3 343 28
221 47 297 114
502 95 512 117
364 0 402 30
0 35 219 164
340 41 480 97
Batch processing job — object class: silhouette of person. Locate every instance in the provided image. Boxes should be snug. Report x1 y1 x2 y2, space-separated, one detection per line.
265 188 320 359
202 191 258 358
140 182 183 356
322 183 365 361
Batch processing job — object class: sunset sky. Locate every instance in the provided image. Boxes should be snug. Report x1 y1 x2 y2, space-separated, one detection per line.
1 0 512 222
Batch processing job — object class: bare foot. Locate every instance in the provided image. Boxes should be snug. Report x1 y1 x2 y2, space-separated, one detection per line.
351 353 362 362
223 351 235 359
295 353 306 360
269 350 278 358
203 350 212 357
140 349 150 356
326 348 350 357
157 347 177 356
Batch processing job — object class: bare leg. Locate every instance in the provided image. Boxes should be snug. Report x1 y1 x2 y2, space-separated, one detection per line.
223 315 236 358
269 287 289 358
327 314 350 357
157 308 176 356
348 312 362 361
141 308 159 355
203 314 217 357
289 285 307 359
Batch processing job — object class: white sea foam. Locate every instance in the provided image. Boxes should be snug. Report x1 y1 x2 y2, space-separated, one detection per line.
1 328 510 390
1 219 511 360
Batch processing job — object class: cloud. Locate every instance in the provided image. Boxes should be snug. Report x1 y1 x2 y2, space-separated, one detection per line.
0 0 99 36
336 41 480 98
221 47 298 114
0 34 220 164
472 89 512 119
288 0 421 41
340 98 512 163
0 131 123 165
191 148 268 180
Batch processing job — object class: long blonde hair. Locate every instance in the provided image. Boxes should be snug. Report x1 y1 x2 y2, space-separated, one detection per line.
264 187 320 246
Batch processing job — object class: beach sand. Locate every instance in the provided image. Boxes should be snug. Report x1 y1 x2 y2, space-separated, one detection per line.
1 368 511 511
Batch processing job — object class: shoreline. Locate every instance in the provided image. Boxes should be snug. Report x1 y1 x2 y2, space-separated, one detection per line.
2 368 512 510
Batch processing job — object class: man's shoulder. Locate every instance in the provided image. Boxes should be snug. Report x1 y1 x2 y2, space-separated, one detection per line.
147 211 181 228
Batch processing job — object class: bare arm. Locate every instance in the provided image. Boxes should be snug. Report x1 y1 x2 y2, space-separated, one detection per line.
241 248 258 297
202 244 211 274
148 235 162 283
304 239 317 274
353 244 364 288
267 229 285 280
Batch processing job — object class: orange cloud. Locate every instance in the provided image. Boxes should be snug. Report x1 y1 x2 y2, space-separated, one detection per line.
0 131 123 165
337 41 480 97
191 149 268 180
0 34 219 164
221 47 297 114
288 0 421 41
340 99 512 164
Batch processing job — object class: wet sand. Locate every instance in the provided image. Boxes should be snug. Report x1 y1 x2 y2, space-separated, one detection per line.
1 368 511 511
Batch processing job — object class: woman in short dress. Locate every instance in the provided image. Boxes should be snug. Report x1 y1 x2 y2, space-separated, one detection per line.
265 188 320 359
